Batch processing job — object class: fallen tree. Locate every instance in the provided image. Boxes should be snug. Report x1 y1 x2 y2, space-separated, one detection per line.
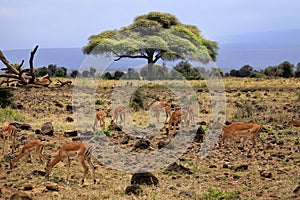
0 45 52 87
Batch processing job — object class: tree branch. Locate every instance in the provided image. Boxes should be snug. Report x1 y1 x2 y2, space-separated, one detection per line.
114 54 148 61
28 45 39 84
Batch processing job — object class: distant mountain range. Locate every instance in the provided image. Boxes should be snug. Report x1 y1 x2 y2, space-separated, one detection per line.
1 29 299 73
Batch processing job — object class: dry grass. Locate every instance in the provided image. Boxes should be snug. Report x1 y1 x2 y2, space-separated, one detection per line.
0 77 299 199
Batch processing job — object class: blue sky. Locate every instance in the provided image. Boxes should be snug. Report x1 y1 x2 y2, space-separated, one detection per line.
1 0 299 50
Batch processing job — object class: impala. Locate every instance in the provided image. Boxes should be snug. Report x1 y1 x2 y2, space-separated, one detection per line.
0 125 17 155
111 105 126 124
12 139 47 168
45 141 96 184
148 101 172 123
214 121 264 154
163 109 189 135
185 105 195 123
93 110 107 131
287 118 300 127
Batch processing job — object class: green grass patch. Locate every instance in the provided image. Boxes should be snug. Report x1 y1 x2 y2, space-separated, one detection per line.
0 107 25 123
196 187 240 200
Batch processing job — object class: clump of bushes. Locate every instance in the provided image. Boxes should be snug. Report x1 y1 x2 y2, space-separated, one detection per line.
0 88 14 108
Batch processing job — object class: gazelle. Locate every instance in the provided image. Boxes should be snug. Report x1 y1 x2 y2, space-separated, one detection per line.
0 125 17 155
111 105 126 124
45 141 96 184
162 109 189 135
93 110 107 131
287 118 300 127
12 139 47 168
148 101 172 123
214 121 264 154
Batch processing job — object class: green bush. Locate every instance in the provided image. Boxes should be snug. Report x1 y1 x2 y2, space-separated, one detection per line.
0 88 14 108
95 99 104 105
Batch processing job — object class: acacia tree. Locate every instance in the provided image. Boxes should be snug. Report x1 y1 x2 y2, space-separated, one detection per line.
82 12 218 80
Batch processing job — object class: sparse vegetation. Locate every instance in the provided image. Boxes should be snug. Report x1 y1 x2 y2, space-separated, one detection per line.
0 78 299 199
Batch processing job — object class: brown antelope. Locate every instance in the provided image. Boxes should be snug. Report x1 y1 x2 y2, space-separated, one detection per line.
186 105 195 123
287 118 300 127
0 125 17 155
111 105 126 124
163 109 189 135
45 141 96 184
148 101 172 123
12 139 47 168
93 110 107 131
214 121 264 154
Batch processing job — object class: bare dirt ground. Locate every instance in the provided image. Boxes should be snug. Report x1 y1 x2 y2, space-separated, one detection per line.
0 78 299 200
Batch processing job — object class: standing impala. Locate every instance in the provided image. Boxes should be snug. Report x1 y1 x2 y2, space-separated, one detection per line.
93 110 107 131
162 109 189 135
214 121 264 154
12 139 47 168
0 125 17 155
148 101 172 123
45 141 96 184
111 105 127 124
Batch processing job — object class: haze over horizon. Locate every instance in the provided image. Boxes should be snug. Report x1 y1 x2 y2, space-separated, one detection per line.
1 0 299 71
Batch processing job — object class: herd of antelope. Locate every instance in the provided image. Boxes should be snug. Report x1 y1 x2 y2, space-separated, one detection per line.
1 98 300 185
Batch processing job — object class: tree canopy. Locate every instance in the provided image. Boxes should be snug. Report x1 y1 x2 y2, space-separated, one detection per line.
82 12 218 68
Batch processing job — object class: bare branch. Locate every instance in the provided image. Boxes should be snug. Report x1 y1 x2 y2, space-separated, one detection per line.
114 54 148 61
28 45 39 84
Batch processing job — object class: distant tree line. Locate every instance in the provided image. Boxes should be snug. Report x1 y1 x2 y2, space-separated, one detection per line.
227 61 300 78
33 60 300 80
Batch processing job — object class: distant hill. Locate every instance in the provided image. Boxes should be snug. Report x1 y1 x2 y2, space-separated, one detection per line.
1 29 299 73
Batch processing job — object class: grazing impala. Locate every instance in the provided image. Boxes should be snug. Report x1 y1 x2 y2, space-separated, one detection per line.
214 121 264 154
287 118 300 127
148 101 172 123
111 105 126 124
93 110 107 131
162 109 189 135
45 141 96 184
12 139 47 168
0 125 17 155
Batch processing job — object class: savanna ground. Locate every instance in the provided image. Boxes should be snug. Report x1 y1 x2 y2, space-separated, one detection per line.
0 77 299 200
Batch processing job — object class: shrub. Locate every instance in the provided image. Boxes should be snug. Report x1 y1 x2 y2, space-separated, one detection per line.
95 99 104 105
0 88 14 108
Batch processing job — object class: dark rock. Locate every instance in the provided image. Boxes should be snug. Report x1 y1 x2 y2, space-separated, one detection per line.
260 170 272 178
35 129 42 135
165 162 192 175
66 105 73 112
41 122 54 136
53 100 63 108
157 141 168 149
121 135 130 144
23 183 33 191
125 185 143 195
209 165 217 168
134 139 150 150
194 126 205 143
46 183 59 191
65 116 74 122
64 130 78 137
293 185 300 194
234 164 249 172
131 172 159 186
31 170 46 176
